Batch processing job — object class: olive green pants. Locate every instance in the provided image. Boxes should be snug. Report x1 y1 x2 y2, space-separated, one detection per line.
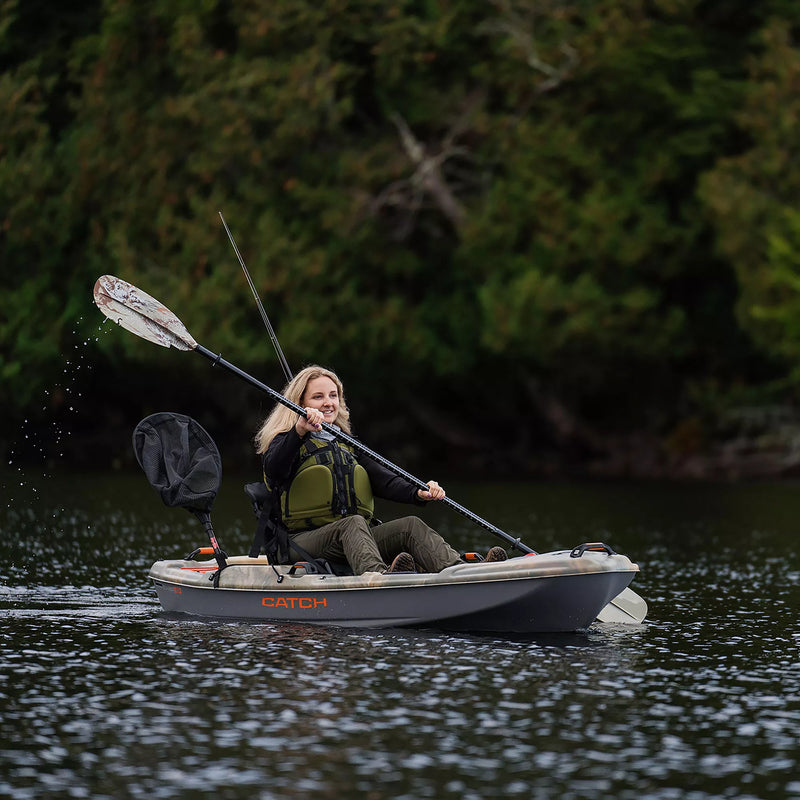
289 515 463 574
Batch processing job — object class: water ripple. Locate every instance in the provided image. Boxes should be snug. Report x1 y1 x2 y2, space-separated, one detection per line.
2 478 800 798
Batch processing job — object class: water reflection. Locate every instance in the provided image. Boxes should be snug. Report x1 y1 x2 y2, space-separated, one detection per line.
2 472 800 799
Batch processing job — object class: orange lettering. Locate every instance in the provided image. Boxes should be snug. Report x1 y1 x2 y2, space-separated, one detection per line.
261 595 327 608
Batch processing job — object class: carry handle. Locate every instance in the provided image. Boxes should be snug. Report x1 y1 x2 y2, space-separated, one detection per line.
184 546 217 561
570 542 617 558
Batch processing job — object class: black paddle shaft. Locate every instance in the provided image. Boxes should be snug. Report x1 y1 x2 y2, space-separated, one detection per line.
195 344 534 554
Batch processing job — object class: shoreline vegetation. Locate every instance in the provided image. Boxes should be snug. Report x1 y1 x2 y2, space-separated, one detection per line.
6 386 800 482
3 3 800 483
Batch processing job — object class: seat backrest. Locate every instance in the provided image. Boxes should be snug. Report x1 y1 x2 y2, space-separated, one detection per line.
244 481 270 517
243 481 352 575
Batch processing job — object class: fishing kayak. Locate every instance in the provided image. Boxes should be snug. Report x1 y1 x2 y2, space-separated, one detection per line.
93 277 648 633
149 544 640 633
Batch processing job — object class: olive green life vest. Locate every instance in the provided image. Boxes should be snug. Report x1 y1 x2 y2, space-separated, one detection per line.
274 434 374 531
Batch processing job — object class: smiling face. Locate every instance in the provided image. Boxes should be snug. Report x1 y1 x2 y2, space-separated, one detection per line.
301 375 340 425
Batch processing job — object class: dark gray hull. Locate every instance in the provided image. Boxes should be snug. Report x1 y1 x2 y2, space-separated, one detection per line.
150 551 640 633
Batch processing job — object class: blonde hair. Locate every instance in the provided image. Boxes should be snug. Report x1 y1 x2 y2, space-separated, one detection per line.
255 365 351 454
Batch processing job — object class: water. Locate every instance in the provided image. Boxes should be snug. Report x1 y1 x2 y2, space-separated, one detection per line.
2 471 799 799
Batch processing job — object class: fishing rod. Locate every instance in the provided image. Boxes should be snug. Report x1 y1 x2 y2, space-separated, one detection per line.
218 211 293 384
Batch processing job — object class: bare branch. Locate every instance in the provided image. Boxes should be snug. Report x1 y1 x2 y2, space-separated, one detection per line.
388 112 467 230
366 91 486 239
480 0 579 94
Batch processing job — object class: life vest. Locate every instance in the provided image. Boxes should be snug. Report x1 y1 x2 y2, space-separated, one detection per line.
272 434 374 532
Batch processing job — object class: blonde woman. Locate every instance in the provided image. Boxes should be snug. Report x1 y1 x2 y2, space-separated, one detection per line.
255 365 503 574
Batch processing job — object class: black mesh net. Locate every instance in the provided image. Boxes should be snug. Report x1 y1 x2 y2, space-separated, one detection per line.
132 412 222 513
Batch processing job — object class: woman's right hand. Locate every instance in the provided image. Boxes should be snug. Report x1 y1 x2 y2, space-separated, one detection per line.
295 407 323 436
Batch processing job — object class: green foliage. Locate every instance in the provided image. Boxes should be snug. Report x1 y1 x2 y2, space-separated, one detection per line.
458 0 750 414
2 0 800 466
700 20 800 372
0 44 72 410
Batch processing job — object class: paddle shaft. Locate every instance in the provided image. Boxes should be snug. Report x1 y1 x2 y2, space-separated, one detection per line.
195 344 534 554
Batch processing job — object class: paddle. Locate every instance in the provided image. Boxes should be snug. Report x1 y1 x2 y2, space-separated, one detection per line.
93 274 647 623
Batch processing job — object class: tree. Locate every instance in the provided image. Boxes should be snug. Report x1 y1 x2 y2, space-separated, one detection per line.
700 20 800 377
3 0 800 474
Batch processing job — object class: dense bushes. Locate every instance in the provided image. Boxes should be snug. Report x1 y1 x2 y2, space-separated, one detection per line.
2 0 800 474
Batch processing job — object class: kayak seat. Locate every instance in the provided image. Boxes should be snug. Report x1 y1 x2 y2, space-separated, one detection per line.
244 482 353 576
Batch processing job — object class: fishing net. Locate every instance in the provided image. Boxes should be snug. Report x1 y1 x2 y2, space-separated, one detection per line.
132 412 222 513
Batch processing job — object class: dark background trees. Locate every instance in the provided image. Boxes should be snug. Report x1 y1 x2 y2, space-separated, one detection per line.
3 0 800 478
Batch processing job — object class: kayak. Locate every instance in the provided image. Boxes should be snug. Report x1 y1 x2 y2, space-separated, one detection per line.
92 279 649 634
149 545 640 633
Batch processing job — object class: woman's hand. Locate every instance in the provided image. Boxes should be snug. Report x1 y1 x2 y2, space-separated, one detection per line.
295 408 323 436
417 480 446 501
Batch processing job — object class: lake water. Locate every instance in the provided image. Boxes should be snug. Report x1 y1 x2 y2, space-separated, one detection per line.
2 469 799 799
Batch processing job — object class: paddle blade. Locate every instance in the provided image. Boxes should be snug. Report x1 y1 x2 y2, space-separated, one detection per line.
93 275 197 351
596 587 648 624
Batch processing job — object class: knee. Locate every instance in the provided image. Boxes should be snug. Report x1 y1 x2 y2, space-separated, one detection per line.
406 516 432 534
340 515 371 536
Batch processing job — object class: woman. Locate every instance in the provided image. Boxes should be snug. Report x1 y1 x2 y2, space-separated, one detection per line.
255 365 502 574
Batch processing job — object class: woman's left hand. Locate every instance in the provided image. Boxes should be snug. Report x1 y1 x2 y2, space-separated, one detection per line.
418 480 446 501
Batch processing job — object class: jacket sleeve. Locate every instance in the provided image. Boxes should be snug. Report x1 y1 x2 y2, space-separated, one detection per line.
262 429 304 485
358 452 427 506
